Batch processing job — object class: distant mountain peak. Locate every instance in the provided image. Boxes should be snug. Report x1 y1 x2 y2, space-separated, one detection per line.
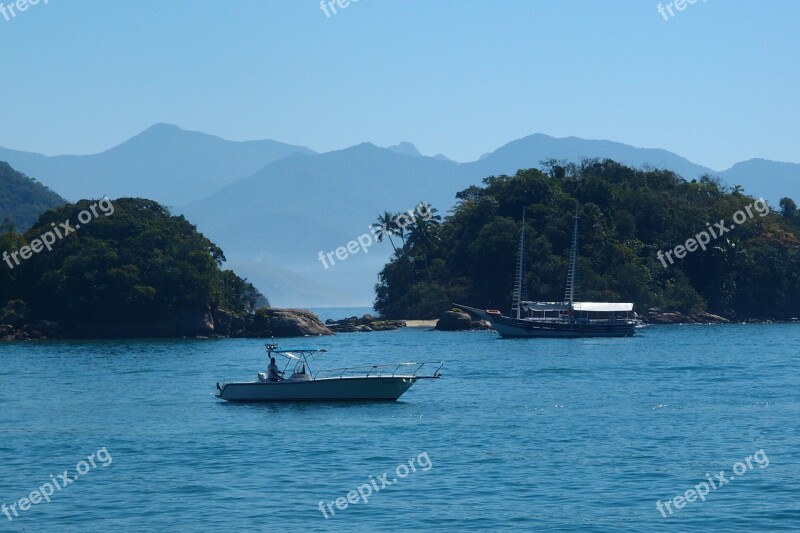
0 124 316 205
433 153 457 163
138 123 185 137
386 141 422 157
147 122 181 131
726 157 796 169
126 123 204 146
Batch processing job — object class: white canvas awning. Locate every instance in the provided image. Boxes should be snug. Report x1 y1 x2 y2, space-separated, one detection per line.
521 302 570 312
521 301 634 312
572 302 634 312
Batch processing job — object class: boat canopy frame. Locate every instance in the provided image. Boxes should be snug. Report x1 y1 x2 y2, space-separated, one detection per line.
315 361 444 380
265 344 443 381
266 343 328 377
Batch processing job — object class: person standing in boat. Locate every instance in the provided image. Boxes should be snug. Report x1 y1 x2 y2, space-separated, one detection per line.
267 357 284 382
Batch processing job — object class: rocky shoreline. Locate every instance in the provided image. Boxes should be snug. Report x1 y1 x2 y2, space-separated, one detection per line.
2 306 795 341
644 310 730 324
434 310 492 331
0 307 334 341
641 309 797 324
325 314 406 333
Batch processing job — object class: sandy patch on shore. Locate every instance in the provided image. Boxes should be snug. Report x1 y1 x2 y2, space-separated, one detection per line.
402 320 437 328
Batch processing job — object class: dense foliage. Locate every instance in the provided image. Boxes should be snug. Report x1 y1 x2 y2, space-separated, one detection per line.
0 198 267 329
0 161 66 231
374 160 800 320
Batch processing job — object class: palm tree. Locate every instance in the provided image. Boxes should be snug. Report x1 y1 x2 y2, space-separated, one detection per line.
393 211 411 247
406 202 442 267
373 211 398 253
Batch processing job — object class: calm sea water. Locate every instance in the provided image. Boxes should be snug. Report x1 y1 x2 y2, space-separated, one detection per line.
1 321 799 531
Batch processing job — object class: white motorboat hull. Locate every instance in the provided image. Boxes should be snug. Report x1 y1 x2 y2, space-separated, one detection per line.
216 376 419 402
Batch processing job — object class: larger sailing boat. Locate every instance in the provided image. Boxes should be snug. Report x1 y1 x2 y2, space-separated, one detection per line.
457 206 637 338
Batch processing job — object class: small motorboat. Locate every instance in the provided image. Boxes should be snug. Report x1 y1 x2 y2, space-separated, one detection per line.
215 343 443 402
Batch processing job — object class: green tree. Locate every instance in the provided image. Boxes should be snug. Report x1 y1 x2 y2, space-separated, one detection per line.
374 160 799 320
405 202 442 268
780 197 797 221
373 211 399 253
4 198 267 332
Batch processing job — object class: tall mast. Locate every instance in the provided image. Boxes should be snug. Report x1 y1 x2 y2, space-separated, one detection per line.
512 207 526 319
564 203 579 305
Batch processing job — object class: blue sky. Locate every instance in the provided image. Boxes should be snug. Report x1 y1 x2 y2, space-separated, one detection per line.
0 0 797 170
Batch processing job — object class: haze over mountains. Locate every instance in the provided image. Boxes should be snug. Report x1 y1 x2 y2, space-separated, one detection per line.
0 124 315 206
2 124 798 306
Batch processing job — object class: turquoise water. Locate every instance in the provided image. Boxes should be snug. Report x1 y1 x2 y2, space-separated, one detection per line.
1 323 799 531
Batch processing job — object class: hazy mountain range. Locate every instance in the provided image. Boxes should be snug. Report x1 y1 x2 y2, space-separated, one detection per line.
2 125 798 307
0 123 315 206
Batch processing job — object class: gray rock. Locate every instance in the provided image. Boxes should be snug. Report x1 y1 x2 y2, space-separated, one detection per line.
370 320 405 331
211 309 233 335
178 310 215 336
327 315 405 333
645 310 731 324
435 311 473 331
240 308 333 338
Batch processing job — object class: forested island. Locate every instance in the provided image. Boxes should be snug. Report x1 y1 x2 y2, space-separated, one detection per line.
3 159 800 338
374 160 800 321
0 198 335 339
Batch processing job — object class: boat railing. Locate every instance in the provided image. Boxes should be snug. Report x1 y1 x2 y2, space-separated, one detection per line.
313 362 444 380
524 315 636 325
581 318 638 325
